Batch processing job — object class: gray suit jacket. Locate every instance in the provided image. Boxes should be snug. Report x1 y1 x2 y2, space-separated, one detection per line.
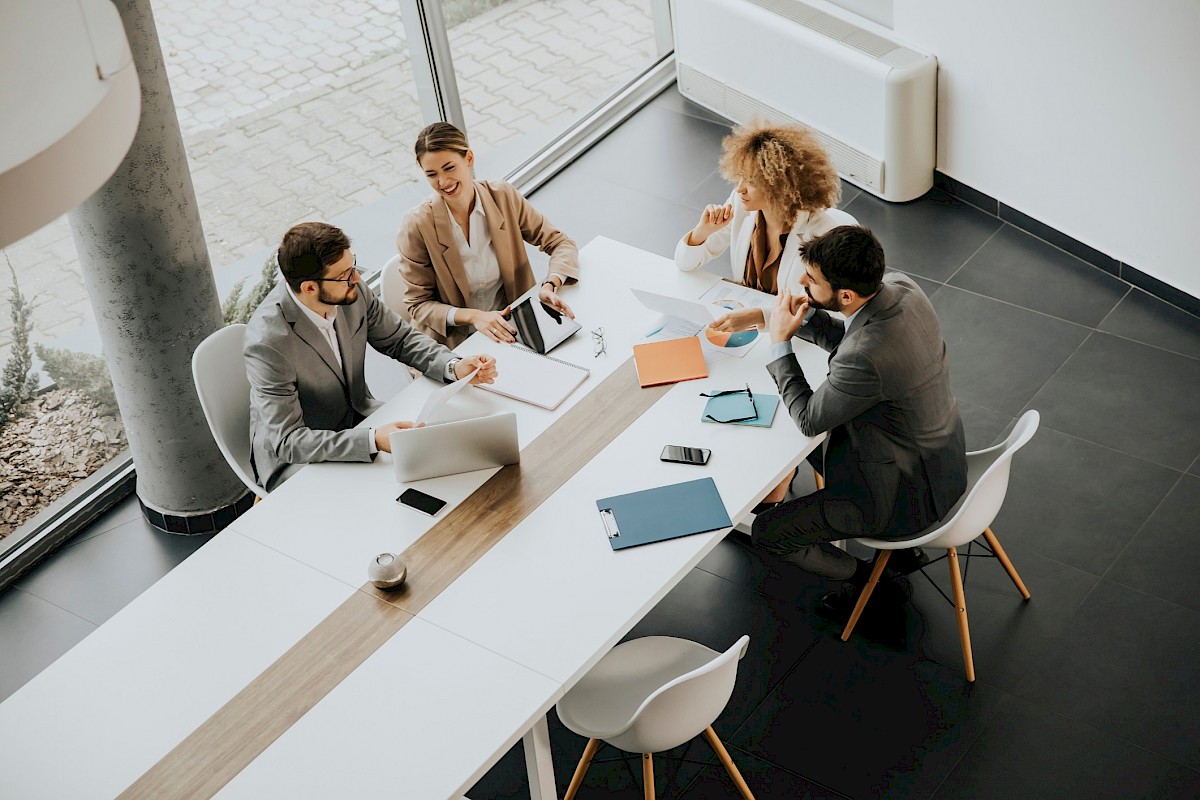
244 282 454 491
768 273 967 539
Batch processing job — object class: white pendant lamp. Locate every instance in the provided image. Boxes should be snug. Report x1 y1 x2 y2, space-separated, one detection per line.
0 0 141 248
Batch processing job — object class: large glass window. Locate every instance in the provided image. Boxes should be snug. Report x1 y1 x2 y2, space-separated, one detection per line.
447 0 660 174
1 0 672 569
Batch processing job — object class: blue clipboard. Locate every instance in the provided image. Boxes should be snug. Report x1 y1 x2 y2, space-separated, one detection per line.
701 393 780 427
597 477 733 551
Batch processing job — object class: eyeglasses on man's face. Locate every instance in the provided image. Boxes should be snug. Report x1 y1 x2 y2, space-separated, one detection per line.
699 383 756 423
310 257 359 285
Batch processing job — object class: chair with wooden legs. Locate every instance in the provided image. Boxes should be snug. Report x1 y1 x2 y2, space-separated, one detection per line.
555 635 755 800
841 410 1039 682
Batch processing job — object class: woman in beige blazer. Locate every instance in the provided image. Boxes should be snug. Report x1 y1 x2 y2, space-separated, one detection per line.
676 121 855 333
395 122 580 349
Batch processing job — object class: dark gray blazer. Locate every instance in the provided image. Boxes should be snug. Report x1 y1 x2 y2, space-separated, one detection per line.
768 273 967 539
244 282 454 491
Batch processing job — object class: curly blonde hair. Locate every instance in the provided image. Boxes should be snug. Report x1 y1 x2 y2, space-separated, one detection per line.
718 121 841 223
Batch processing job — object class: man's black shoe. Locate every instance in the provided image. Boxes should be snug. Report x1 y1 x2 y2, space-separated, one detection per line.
882 547 930 577
816 576 912 625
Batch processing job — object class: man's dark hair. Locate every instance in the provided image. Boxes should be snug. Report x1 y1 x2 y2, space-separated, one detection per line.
798 225 885 297
277 222 351 291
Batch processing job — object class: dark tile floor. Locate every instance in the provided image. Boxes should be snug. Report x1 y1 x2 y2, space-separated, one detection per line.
3 87 1199 799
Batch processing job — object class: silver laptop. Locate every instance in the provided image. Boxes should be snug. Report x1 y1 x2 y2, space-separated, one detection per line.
391 412 520 482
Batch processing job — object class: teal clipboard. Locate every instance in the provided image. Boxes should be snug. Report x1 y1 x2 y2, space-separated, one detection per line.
597 477 733 551
701 393 780 427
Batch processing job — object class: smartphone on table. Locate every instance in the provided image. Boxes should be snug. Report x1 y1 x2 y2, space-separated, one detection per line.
396 488 447 516
660 445 711 465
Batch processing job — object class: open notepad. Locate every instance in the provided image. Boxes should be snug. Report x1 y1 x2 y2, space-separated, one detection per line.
474 343 590 410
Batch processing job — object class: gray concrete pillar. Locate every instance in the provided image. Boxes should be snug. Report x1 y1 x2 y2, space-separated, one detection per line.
67 0 246 528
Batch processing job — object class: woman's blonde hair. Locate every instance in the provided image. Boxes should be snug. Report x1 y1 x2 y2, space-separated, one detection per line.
414 121 470 162
718 121 841 222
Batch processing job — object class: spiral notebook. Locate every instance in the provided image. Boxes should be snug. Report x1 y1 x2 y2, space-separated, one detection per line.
475 343 590 410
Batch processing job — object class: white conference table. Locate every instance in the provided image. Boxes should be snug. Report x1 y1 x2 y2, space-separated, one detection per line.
0 237 828 799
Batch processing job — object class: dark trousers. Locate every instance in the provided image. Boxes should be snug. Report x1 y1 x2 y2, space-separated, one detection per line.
750 490 863 580
751 449 919 581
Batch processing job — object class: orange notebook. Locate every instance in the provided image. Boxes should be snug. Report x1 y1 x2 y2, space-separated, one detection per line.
632 336 709 387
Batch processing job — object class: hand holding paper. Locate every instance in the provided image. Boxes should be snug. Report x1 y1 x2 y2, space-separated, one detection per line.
415 368 477 425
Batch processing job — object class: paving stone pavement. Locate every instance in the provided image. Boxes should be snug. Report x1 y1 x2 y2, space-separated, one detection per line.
0 0 655 361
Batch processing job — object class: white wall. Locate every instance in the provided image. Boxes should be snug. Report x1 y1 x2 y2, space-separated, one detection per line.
893 1 1200 300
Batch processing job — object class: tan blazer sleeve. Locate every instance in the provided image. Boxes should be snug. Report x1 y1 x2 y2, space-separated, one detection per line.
395 205 453 338
498 182 580 284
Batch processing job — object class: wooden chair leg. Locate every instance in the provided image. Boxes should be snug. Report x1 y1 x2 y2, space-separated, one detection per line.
947 547 976 682
562 738 600 800
642 752 655 800
812 468 825 491
841 551 892 641
982 527 1030 600
761 467 796 504
702 726 756 799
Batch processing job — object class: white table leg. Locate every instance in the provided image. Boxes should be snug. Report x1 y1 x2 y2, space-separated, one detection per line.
523 715 557 800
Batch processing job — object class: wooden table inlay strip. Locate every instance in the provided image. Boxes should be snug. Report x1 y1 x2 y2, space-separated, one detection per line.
119 590 412 799
383 357 670 614
122 358 669 798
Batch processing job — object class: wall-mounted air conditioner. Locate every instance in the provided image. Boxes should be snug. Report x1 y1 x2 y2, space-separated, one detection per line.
674 0 937 202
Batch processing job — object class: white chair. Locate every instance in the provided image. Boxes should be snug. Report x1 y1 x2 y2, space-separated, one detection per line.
379 253 405 315
555 635 755 800
372 253 420 392
191 323 263 498
825 207 858 227
842 410 1040 682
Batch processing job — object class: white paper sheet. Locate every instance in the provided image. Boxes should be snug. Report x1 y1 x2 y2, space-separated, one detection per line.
414 368 477 425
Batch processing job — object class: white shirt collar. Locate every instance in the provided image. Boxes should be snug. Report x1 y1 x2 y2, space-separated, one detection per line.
843 303 865 332
286 281 338 331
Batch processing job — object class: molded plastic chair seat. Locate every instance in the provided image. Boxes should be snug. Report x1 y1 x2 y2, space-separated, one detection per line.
191 323 262 498
380 253 404 315
556 635 754 799
842 410 1040 682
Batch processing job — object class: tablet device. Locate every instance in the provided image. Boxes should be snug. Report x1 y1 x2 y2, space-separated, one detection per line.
509 296 581 354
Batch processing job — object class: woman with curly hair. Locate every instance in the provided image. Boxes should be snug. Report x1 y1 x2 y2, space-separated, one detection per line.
675 121 856 333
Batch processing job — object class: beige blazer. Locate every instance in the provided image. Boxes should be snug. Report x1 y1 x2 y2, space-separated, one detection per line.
395 180 579 348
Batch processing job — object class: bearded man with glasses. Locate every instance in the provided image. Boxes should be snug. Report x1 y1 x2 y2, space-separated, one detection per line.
244 222 496 491
754 225 967 621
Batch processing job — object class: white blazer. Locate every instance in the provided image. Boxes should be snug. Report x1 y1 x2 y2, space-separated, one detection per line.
674 192 857 320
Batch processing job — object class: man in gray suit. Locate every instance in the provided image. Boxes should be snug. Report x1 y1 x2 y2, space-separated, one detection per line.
245 222 496 491
753 225 966 606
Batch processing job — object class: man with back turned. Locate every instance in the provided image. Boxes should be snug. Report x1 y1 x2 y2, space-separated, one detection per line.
753 225 967 615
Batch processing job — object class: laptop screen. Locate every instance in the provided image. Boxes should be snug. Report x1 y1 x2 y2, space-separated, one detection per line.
509 297 582 354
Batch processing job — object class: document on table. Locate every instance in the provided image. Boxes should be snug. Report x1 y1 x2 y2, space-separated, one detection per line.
414 368 477 425
696 281 771 361
698 280 775 312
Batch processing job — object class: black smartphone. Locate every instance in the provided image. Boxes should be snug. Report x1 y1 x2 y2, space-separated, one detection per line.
396 488 447 516
660 445 711 465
